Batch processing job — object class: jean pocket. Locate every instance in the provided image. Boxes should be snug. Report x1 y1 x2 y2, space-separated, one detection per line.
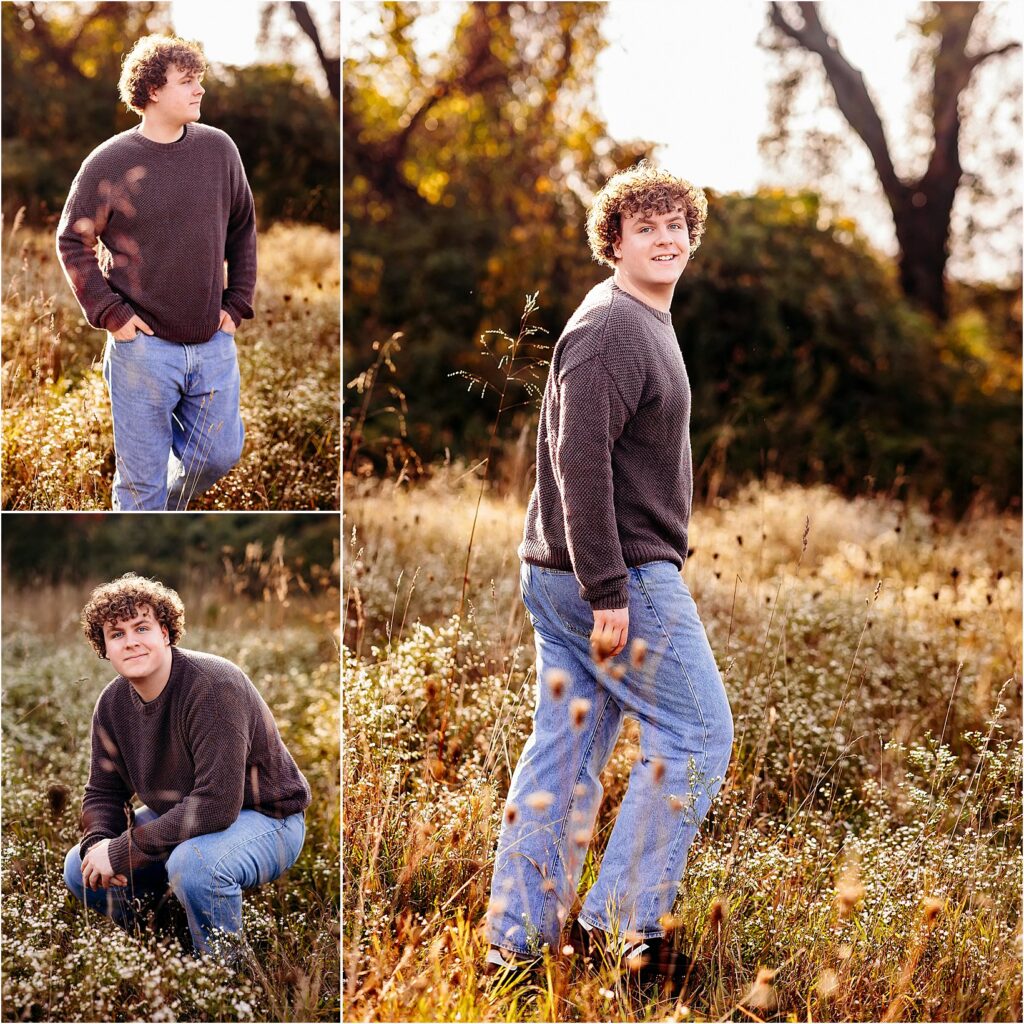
536 571 592 640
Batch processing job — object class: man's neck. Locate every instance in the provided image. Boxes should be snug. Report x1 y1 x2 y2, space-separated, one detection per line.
612 269 675 313
138 116 187 145
129 649 175 703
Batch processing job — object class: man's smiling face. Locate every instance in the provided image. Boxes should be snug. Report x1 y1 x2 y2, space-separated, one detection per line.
613 206 691 291
101 604 171 681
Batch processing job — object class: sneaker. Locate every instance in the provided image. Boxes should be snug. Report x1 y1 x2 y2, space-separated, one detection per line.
569 919 692 992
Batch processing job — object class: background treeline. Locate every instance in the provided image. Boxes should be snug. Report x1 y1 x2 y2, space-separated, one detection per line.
1 513 338 589
343 2 1021 513
1 1 339 227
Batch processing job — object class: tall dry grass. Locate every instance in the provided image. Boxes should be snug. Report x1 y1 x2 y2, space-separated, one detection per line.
343 471 1021 1022
1 218 339 510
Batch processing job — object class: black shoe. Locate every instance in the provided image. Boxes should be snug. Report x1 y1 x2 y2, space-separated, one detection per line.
569 920 691 992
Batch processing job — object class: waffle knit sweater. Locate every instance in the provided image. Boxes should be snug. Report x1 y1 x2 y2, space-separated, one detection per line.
519 278 693 610
79 647 311 877
56 123 257 344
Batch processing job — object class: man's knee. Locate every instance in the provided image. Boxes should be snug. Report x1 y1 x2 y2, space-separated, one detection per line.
199 431 243 483
166 841 215 900
63 845 84 899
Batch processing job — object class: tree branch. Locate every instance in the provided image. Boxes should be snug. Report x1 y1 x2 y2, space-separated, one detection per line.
768 2 907 206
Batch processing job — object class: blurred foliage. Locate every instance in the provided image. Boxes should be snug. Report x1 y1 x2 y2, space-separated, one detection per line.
1 512 339 589
344 1 1021 512
1 1 339 227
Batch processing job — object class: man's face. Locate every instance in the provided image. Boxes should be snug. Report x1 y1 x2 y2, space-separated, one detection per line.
101 605 170 680
148 64 205 125
613 206 691 288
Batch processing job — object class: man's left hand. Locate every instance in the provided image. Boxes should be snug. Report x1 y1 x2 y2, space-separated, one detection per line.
81 839 127 890
217 309 237 335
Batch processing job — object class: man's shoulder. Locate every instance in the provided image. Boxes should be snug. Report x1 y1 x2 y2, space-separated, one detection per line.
556 278 649 375
175 647 249 687
76 129 145 172
190 123 242 156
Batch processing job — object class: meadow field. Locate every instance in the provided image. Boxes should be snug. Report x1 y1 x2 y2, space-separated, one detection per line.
1 567 341 1022
1 218 340 510
343 471 1022 1023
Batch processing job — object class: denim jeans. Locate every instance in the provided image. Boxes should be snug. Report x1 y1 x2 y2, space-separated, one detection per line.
102 328 244 511
487 560 734 955
63 806 305 954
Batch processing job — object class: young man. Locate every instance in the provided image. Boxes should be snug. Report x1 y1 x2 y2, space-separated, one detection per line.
486 163 734 984
56 35 257 511
63 574 310 956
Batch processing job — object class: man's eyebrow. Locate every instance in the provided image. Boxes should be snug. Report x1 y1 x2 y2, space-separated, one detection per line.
105 613 152 631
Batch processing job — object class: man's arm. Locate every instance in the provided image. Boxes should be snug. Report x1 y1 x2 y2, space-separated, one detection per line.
55 166 138 334
105 686 248 877
220 143 257 328
553 354 632 610
80 712 136 862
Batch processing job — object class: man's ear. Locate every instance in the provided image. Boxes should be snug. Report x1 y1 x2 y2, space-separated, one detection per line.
611 236 622 260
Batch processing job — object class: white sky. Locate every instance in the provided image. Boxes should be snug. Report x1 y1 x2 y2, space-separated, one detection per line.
170 0 339 90
343 0 1023 283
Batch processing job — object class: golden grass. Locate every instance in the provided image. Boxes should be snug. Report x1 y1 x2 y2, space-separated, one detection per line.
343 473 1021 1022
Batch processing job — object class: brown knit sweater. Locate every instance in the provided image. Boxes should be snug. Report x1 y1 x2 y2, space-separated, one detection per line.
56 123 257 344
79 647 311 877
519 278 693 609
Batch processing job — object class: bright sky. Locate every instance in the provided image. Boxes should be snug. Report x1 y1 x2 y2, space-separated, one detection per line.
343 1 1023 283
170 0 338 91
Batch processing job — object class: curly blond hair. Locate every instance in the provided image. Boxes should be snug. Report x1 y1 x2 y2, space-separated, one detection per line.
118 34 207 115
81 573 186 659
586 161 708 268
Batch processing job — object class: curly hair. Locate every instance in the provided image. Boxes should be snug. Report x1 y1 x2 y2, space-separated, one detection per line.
81 573 186 659
118 34 207 115
586 161 708 268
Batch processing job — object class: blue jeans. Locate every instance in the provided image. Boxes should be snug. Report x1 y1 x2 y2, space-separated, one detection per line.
63 807 305 954
102 328 244 511
487 561 734 954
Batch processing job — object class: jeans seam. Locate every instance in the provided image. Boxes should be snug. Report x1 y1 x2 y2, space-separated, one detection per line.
207 819 291 886
538 688 615 943
632 572 712 930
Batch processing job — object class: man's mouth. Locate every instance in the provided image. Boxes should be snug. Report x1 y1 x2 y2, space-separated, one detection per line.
652 254 677 261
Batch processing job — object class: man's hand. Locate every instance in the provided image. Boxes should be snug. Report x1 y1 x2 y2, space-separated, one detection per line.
217 309 237 335
81 839 127 891
111 314 153 341
591 607 629 660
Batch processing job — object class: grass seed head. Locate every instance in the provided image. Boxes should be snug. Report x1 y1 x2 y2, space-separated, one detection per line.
569 697 591 729
524 790 555 812
630 637 648 668
546 668 568 699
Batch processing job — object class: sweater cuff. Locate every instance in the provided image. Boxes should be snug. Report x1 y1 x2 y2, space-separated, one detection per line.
106 832 131 877
589 586 629 611
100 301 137 334
221 292 253 325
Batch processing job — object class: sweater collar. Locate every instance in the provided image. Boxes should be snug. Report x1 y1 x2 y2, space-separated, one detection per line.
610 280 674 324
129 123 197 153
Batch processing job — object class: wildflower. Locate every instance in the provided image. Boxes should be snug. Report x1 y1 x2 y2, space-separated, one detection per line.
569 698 591 729
836 861 865 918
651 758 666 784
